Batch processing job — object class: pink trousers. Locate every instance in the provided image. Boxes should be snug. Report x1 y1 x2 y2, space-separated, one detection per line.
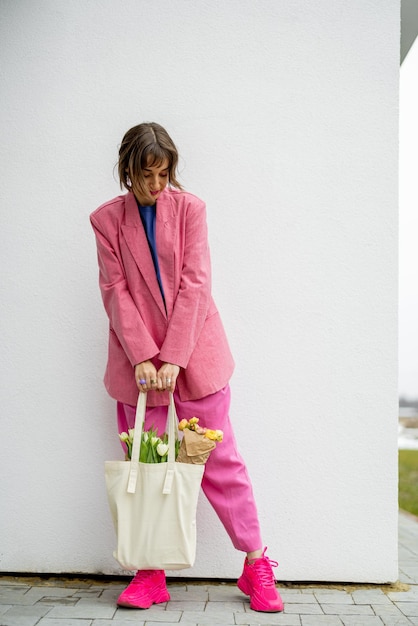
117 385 262 553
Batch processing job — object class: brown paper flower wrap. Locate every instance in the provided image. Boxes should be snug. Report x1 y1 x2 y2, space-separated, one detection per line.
176 428 216 464
176 417 223 465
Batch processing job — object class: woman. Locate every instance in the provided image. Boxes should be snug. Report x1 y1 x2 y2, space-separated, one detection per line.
90 122 283 613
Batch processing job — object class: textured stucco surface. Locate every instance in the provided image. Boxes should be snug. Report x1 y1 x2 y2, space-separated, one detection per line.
0 0 399 581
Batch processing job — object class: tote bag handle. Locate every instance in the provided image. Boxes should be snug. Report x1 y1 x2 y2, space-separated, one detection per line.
127 392 178 495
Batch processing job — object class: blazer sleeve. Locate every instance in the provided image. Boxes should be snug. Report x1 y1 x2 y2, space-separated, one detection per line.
158 198 212 368
90 213 160 367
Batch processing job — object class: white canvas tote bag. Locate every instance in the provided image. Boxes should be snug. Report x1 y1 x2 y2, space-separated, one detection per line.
105 392 204 570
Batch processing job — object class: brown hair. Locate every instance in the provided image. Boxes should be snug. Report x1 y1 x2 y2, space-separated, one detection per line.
118 122 183 197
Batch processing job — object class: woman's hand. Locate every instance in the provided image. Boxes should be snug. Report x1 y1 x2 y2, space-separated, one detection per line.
134 361 180 393
134 360 158 392
157 363 180 393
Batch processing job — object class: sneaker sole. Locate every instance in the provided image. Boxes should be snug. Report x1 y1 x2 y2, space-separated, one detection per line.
117 590 170 609
237 576 283 613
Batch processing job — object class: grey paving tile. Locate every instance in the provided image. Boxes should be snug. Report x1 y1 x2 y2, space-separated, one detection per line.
372 602 412 617
400 540 418 551
0 604 52 626
321 604 375 615
374 617 412 626
340 617 384 626
36 617 94 626
301 617 343 626
0 587 30 599
92 620 145 626
399 547 418 559
283 593 317 604
178 610 235 624
0 589 35 606
75 596 119 609
0 605 12 616
46 602 116 619
160 622 212 626
235 611 300 625
394 601 418 616
74 596 117 608
146 621 195 626
399 570 417 585
115 606 180 621
97 588 121 604
399 568 418 585
169 587 208 602
165 600 205 611
204 600 246 612
283 603 323 614
388 588 418 602
207 584 243 602
71 589 103 598
35 596 80 606
301 588 344 594
27 586 82 598
351 590 392 605
0 585 48 605
315 592 354 605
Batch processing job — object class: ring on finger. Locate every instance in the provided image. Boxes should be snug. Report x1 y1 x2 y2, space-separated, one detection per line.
166 378 172 384
138 378 146 385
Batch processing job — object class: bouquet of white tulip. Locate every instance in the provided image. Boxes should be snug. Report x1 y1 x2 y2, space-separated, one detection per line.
119 426 180 463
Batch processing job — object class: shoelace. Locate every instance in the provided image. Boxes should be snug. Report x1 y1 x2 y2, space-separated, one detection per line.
251 549 278 587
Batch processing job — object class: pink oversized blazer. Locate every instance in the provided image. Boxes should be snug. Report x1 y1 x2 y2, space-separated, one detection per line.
90 188 235 407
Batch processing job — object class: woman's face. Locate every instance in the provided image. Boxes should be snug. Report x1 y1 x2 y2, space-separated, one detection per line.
133 158 169 206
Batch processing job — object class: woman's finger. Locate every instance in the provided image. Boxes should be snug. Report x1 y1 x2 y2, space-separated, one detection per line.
157 363 180 392
135 361 158 392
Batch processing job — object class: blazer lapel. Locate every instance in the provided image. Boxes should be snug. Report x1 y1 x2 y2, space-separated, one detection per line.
155 191 177 318
121 192 167 318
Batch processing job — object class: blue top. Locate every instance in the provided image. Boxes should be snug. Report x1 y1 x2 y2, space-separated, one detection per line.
137 203 166 306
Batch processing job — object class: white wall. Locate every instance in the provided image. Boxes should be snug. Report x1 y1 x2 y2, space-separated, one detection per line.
399 41 418 398
0 0 399 582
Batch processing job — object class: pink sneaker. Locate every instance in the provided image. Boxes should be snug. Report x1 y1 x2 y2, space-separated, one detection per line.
237 548 284 612
117 569 170 609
